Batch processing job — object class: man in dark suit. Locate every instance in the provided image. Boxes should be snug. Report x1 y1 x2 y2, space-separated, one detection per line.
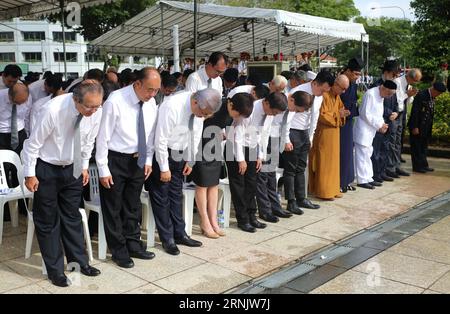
408 82 447 173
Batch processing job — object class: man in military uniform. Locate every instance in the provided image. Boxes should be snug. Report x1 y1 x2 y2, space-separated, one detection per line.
408 82 447 173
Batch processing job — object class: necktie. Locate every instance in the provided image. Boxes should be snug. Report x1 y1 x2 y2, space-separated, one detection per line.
73 113 83 178
207 78 212 88
188 114 196 167
137 100 147 169
10 104 19 150
280 110 289 152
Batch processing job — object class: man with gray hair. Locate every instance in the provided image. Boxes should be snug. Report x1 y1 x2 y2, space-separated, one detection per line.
22 80 103 287
269 75 288 93
391 68 422 177
287 70 308 92
147 88 221 255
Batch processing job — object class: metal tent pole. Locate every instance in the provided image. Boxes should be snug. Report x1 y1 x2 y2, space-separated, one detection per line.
60 0 67 80
251 19 256 60
193 0 198 69
160 3 165 69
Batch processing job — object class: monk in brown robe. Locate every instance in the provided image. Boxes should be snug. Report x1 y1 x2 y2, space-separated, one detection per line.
309 74 350 200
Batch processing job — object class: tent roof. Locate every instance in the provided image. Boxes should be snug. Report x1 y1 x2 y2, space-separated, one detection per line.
91 0 368 58
0 0 115 20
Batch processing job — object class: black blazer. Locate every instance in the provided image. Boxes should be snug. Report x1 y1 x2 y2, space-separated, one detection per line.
408 89 434 139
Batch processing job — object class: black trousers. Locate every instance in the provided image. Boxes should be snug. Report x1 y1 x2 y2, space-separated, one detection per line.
282 129 310 201
371 132 387 179
393 112 405 170
146 151 186 244
33 159 88 278
385 119 400 173
99 151 145 260
0 129 28 219
410 135 429 170
256 137 282 216
226 146 257 225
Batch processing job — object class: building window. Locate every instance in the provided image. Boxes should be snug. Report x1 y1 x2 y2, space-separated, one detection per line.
54 52 78 62
53 32 76 42
0 53 16 62
85 53 103 62
0 32 14 42
23 52 42 62
23 32 45 41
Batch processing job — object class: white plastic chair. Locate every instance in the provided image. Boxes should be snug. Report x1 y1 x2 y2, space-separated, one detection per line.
140 188 156 250
83 165 107 260
0 150 34 245
218 179 231 228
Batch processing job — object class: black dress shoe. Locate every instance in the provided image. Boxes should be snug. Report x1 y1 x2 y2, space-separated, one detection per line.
341 186 348 193
396 168 410 176
249 218 267 229
380 174 394 182
112 257 135 268
286 201 304 215
237 223 257 233
259 212 279 223
175 235 203 247
413 168 427 173
347 185 356 191
385 170 400 178
49 274 71 287
129 250 156 260
80 264 101 277
373 177 384 183
424 167 434 172
162 242 180 255
272 209 292 218
297 198 320 209
357 183 375 190
401 158 406 163
369 181 382 187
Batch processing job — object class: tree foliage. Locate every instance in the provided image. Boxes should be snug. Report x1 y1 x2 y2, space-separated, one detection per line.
332 17 413 76
410 0 450 80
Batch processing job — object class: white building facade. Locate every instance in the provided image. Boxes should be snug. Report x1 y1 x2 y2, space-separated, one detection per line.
0 18 153 79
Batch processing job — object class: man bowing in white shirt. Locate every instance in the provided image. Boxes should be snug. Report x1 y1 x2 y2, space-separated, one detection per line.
354 80 397 189
23 80 103 287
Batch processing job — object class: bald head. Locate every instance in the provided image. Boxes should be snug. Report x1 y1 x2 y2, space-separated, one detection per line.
331 74 350 96
134 67 161 102
8 83 29 105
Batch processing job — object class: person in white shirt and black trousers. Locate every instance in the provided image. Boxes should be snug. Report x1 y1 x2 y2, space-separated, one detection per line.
22 80 103 287
146 88 222 255
226 92 287 233
283 71 335 214
95 68 160 268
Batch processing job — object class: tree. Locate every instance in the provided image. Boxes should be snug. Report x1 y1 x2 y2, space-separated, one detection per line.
410 0 450 80
331 17 414 76
48 0 156 41
216 0 359 21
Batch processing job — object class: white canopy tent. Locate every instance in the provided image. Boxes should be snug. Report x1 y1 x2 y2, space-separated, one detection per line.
0 0 116 78
91 0 369 65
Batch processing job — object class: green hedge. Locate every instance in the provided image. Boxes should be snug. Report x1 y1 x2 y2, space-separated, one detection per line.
432 91 450 142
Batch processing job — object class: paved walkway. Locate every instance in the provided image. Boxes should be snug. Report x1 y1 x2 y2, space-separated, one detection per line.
0 156 449 294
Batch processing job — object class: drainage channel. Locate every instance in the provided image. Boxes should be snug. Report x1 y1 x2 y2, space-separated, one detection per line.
230 191 450 294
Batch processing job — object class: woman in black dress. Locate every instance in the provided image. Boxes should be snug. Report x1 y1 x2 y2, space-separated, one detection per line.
193 93 254 238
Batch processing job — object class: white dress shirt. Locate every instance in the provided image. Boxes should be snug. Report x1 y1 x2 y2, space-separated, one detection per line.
64 77 83 92
0 88 32 135
232 99 273 162
154 91 204 172
287 82 323 142
28 79 48 103
227 85 254 99
353 86 385 147
95 84 158 178
185 66 223 95
22 93 102 177
395 75 414 112
30 95 52 133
